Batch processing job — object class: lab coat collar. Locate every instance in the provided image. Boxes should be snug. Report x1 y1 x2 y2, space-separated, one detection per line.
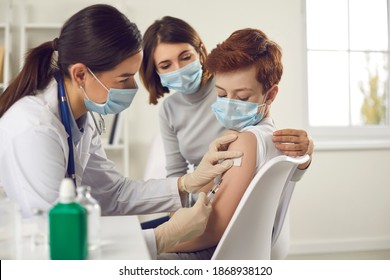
45 78 87 145
67 101 87 145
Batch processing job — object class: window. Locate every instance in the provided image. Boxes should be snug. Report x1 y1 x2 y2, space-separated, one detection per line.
305 0 390 148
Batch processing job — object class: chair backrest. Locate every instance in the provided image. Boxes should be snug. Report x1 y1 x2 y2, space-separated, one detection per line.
211 154 310 260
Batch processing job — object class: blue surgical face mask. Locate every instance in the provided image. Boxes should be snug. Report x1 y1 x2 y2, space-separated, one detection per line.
81 68 138 115
158 59 203 94
211 94 268 131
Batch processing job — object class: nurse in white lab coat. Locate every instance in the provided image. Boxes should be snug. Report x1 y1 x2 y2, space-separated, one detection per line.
0 4 241 258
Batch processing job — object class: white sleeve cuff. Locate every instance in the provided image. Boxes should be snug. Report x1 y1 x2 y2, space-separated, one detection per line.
142 229 157 260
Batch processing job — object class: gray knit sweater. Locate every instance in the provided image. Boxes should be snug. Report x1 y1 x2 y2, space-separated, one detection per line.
159 78 225 177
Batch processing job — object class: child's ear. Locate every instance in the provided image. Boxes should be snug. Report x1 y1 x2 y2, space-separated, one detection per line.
266 84 278 105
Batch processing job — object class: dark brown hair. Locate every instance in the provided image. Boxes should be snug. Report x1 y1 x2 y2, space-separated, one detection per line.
0 4 142 117
205 28 283 92
139 16 212 105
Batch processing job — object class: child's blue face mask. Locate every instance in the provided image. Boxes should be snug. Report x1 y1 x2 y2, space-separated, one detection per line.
157 60 203 95
211 93 268 131
81 68 138 115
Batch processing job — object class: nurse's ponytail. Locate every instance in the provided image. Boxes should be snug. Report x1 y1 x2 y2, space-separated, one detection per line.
0 42 56 118
0 4 142 118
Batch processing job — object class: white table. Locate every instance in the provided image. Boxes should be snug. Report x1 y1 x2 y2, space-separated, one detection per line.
19 216 151 260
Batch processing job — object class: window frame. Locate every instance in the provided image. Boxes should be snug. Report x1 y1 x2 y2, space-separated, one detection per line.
303 0 390 150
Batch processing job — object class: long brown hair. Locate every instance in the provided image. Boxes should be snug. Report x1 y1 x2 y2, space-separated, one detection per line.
139 16 212 105
0 4 142 117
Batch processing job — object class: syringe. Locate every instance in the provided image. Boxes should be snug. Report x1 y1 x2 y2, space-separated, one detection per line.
206 156 241 204
206 176 222 204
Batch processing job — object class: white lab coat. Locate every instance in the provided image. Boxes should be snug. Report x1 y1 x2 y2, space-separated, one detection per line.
0 79 182 221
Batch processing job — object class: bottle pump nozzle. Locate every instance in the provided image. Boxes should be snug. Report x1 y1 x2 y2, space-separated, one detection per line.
59 178 76 203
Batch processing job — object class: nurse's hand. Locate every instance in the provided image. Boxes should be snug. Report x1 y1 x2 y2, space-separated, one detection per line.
154 192 211 254
179 134 243 193
272 129 314 169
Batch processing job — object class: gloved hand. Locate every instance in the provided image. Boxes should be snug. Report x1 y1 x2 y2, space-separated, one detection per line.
180 134 243 193
154 192 212 254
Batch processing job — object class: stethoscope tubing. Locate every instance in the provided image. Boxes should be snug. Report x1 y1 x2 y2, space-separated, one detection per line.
56 74 76 186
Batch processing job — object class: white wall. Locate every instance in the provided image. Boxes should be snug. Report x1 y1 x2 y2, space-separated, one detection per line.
10 0 390 255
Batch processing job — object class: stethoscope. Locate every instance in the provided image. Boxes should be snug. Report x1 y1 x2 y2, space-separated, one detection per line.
56 74 106 186
56 74 76 186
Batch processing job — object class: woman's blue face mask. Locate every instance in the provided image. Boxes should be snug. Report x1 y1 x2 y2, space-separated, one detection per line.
157 60 203 95
81 68 138 115
211 92 268 131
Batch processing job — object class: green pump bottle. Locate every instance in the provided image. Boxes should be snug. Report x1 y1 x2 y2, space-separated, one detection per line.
49 178 88 260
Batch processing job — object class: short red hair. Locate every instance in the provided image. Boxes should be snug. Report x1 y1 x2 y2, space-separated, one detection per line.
205 28 283 91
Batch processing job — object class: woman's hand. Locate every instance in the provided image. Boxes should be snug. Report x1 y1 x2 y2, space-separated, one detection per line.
273 129 313 169
180 134 243 193
154 192 212 254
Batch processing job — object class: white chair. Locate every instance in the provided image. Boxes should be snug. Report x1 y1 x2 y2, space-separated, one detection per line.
211 154 310 260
